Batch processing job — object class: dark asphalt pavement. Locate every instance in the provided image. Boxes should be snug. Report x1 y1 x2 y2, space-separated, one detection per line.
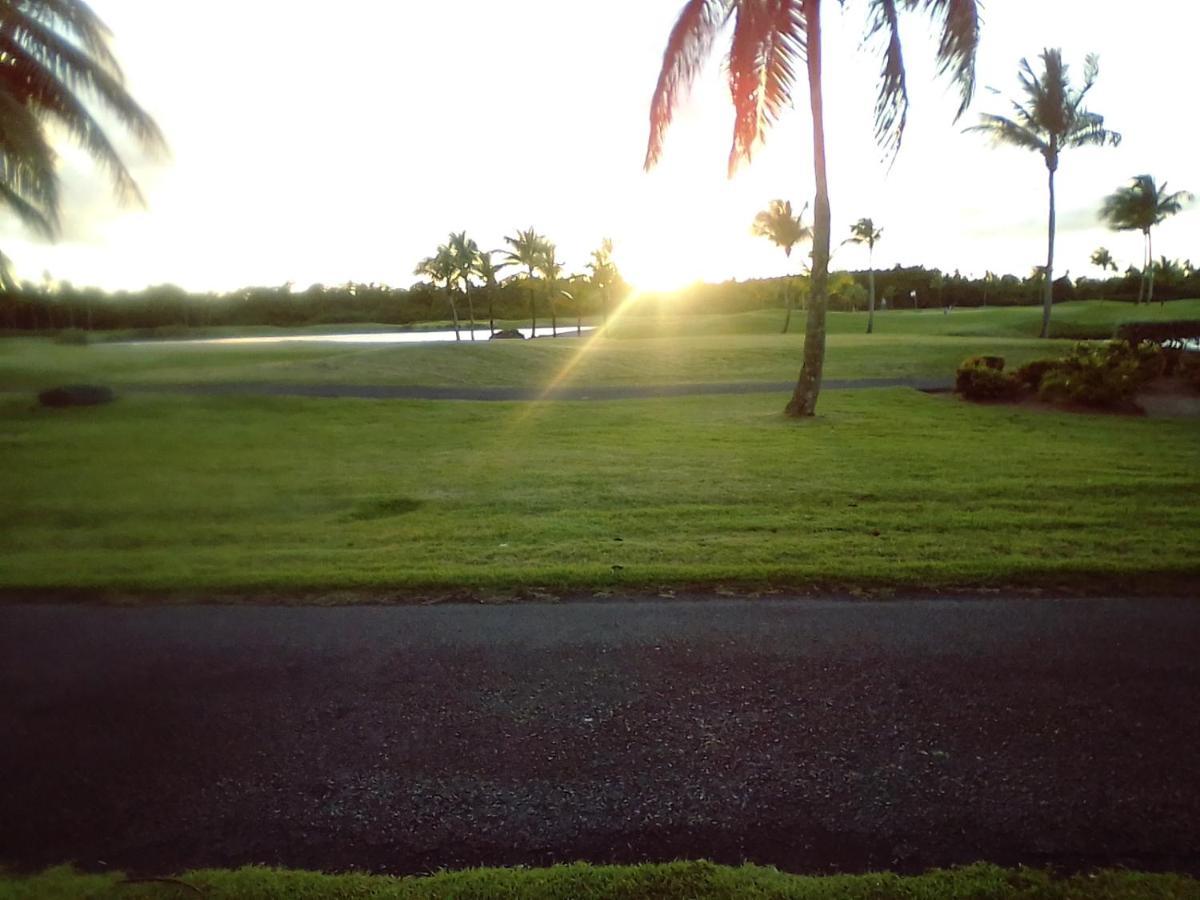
1 598 1197 876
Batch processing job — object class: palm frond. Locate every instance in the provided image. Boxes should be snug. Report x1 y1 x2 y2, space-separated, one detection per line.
645 0 734 170
866 0 907 157
965 113 1048 153
923 0 980 119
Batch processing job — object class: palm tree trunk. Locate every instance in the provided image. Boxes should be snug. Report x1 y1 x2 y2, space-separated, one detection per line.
527 267 537 338
786 0 828 418
446 286 461 341
576 300 582 337
781 278 793 334
488 287 496 335
1040 163 1056 339
1148 229 1158 306
866 247 876 335
1137 233 1147 303
464 283 477 340
551 287 558 337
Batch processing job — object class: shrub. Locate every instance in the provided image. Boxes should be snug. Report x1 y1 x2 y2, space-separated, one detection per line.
1012 358 1061 390
955 357 1022 401
1114 320 1200 349
1179 352 1200 392
1037 342 1153 409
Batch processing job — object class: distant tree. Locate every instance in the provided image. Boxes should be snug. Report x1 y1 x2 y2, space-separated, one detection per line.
414 245 460 340
1090 247 1117 274
969 49 1120 337
0 1 166 294
503 227 549 337
1099 175 1192 305
475 250 502 334
645 0 981 416
536 242 566 337
587 238 619 328
844 218 883 333
752 199 812 334
449 232 481 339
981 270 995 307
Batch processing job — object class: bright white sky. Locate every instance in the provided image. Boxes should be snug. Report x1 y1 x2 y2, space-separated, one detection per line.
4 0 1198 293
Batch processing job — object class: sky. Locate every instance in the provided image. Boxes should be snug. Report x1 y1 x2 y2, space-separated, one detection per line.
4 0 1198 293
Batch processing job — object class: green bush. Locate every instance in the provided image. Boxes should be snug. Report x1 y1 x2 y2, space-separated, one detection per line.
955 357 1023 401
1114 319 1200 348
1012 358 1061 390
1037 342 1157 409
1179 352 1200 392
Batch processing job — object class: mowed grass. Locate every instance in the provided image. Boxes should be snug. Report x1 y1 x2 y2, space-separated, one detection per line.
2 387 1196 595
2 300 1195 392
4 862 1198 899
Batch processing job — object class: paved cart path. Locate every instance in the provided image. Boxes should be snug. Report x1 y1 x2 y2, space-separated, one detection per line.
1 597 1197 876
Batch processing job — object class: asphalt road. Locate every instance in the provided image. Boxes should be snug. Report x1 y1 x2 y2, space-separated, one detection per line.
1 598 1197 877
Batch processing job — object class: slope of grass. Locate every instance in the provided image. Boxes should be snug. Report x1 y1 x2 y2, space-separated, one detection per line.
3 862 1197 899
2 389 1196 595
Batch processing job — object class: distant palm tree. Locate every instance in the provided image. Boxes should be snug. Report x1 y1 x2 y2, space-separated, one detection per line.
588 238 619 328
969 49 1120 338
0 0 166 270
981 270 995 307
475 250 502 335
1099 175 1193 306
751 199 811 334
414 245 461 340
1090 247 1117 275
449 232 481 340
536 242 565 337
646 0 980 416
503 227 548 337
844 218 883 333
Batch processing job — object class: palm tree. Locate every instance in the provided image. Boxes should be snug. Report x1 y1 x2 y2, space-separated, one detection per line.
752 199 811 334
1090 247 1117 275
587 238 619 328
981 270 995 307
844 218 883 333
1099 175 1193 306
645 0 979 416
414 245 461 340
475 250 502 335
503 227 548 338
448 232 481 340
969 50 1120 338
536 242 564 337
0 1 166 264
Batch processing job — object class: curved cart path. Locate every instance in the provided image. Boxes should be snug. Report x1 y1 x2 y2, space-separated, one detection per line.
1 596 1197 877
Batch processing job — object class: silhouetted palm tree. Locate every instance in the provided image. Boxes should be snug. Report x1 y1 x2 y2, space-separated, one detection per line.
449 232 481 339
844 217 883 333
969 50 1120 337
751 199 811 334
475 250 502 334
536 242 565 337
414 245 461 340
503 227 548 337
1090 247 1117 275
588 238 619 328
645 0 980 416
0 0 166 266
1099 175 1192 306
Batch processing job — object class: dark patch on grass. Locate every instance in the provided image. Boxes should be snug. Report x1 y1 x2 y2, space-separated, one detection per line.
346 497 424 521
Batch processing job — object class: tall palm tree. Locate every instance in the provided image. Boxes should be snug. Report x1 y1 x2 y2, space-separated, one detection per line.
969 50 1120 338
1099 175 1192 306
414 244 461 341
475 250 502 335
448 231 481 340
503 227 548 338
587 238 619 328
0 1 166 257
751 199 811 334
981 269 995 307
1089 247 1117 274
645 0 980 417
536 242 564 337
844 217 883 333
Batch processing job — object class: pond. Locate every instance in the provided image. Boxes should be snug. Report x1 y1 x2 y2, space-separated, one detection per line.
122 327 594 347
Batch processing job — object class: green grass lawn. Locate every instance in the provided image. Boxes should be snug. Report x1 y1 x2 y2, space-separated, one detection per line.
2 300 1195 393
4 862 1197 899
2 386 1196 596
